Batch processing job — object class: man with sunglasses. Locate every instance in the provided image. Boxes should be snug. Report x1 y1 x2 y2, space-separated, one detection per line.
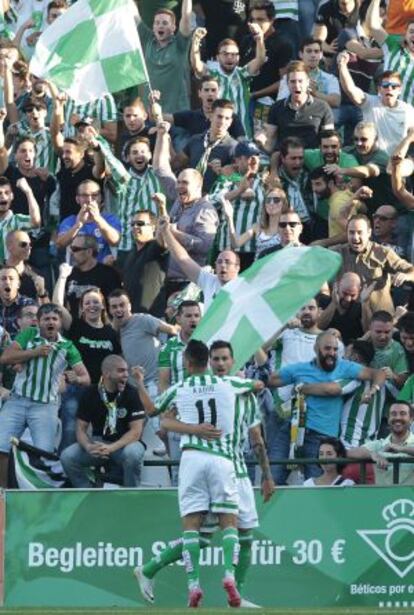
122 210 169 317
56 179 121 263
259 209 303 258
54 235 121 317
4 230 49 302
0 302 90 487
338 54 414 156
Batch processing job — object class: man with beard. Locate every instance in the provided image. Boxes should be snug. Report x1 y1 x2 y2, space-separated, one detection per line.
4 230 48 302
318 272 373 344
338 54 414 156
98 135 161 265
310 168 371 246
153 124 219 293
258 298 322 484
268 329 385 478
60 354 146 487
347 402 414 485
158 300 202 483
0 303 90 486
304 129 358 173
55 138 104 221
331 214 414 313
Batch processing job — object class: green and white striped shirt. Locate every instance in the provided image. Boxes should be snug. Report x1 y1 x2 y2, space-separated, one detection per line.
155 374 256 460
13 327 82 404
63 94 118 138
340 380 385 449
206 62 253 138
273 0 299 21
210 173 265 253
0 211 32 261
98 136 161 251
383 35 414 106
15 123 57 173
158 334 186 385
233 391 261 478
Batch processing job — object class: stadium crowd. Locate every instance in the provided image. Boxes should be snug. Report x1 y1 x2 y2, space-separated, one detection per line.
0 0 413 491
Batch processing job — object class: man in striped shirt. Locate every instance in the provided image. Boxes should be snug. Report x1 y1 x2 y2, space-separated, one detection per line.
0 302 90 486
134 340 273 608
136 339 263 607
97 135 160 263
191 24 266 138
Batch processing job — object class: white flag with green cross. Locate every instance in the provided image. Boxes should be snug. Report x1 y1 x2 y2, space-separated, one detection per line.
30 0 149 103
192 247 342 373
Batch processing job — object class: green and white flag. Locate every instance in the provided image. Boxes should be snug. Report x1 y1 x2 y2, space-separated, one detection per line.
192 247 342 372
30 0 149 103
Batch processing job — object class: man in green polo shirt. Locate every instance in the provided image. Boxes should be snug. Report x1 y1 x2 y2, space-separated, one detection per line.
0 303 90 486
136 0 193 113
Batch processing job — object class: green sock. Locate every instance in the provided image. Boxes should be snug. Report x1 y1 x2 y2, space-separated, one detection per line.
182 530 201 588
222 527 239 578
142 534 212 580
235 533 253 592
142 538 183 579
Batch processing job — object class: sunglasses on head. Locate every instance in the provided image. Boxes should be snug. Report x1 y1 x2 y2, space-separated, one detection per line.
131 220 151 227
279 221 301 228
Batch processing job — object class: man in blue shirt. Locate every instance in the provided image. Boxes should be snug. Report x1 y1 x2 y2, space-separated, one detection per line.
268 330 386 477
56 180 121 263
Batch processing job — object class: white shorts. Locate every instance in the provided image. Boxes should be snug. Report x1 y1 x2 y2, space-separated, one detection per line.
200 476 258 532
178 450 238 518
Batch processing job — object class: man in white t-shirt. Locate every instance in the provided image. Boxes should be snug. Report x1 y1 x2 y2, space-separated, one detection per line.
158 218 240 309
338 53 414 156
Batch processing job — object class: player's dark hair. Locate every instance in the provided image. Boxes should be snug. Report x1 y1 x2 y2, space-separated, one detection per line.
185 340 209 368
371 310 393 324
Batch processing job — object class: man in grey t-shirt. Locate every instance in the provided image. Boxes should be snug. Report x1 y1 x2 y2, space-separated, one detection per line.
107 290 178 397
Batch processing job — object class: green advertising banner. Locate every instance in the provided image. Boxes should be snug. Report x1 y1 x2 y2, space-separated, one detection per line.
4 486 414 609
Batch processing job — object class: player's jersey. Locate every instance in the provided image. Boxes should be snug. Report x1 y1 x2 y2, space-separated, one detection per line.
155 374 256 460
233 391 262 478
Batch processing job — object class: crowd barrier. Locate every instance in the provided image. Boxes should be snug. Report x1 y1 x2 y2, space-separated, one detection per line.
2 483 414 609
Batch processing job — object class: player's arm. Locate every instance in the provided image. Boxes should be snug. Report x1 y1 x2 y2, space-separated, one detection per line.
249 424 276 501
160 416 222 440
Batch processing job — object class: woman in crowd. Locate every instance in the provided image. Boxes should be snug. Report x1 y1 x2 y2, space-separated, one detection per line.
303 437 355 486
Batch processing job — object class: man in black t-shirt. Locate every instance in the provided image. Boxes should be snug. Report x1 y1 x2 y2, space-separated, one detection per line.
60 354 146 487
55 235 122 315
122 209 169 317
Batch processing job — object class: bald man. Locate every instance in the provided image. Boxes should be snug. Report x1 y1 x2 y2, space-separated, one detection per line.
60 355 146 488
372 205 406 257
268 330 386 478
318 272 373 344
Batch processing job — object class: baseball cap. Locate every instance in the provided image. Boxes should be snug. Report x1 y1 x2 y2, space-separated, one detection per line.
234 141 261 158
